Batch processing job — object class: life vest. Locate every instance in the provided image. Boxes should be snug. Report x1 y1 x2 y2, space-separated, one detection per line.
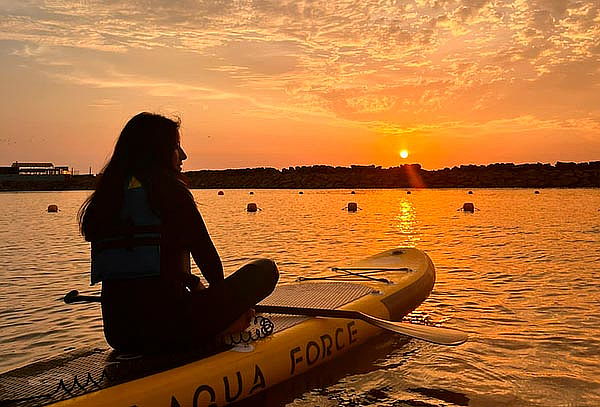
90 176 161 285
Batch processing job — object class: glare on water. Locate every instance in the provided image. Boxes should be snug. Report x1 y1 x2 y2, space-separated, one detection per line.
0 189 599 407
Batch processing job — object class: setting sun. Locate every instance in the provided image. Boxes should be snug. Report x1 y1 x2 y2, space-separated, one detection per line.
400 150 409 159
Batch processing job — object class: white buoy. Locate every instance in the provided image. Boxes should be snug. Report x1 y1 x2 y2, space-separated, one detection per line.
247 203 258 212
218 191 224 196
47 204 59 213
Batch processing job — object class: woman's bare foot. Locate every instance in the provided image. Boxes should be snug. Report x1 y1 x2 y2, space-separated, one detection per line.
220 309 256 336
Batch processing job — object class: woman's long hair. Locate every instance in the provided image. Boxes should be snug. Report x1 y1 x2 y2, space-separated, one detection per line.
78 112 188 240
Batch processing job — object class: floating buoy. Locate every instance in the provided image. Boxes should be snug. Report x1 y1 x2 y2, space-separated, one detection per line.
461 202 475 212
218 191 224 196
406 191 411 195
47 204 59 213
468 191 473 195
342 202 362 211
298 191 303 195
351 191 356 194
249 191 254 195
534 190 540 194
247 203 258 212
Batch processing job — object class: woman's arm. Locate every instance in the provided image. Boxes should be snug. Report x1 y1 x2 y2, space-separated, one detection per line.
187 210 224 286
163 181 225 286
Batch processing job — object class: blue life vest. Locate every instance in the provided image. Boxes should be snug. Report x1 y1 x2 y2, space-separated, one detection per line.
90 176 161 285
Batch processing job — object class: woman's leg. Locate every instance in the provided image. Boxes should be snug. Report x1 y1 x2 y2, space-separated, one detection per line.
102 277 183 353
188 258 279 340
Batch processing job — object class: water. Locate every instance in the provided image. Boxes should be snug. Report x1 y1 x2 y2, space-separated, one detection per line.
0 189 599 406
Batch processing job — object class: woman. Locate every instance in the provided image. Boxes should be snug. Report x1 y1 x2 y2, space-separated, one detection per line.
79 112 279 353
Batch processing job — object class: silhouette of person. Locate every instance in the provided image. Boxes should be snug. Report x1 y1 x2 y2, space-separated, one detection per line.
79 112 278 353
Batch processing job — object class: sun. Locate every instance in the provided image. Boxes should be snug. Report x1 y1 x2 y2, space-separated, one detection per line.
399 149 409 159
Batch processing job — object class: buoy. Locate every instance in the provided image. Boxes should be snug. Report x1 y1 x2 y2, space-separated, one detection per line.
534 190 540 194
298 191 303 195
218 191 224 196
47 204 59 213
347 202 358 212
468 191 473 195
406 191 411 195
462 202 475 212
351 191 356 194
247 203 258 212
249 191 254 195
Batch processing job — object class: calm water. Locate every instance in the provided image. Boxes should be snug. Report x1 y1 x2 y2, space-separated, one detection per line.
0 189 599 407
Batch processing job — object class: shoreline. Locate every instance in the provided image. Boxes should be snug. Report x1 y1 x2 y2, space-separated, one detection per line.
0 161 598 191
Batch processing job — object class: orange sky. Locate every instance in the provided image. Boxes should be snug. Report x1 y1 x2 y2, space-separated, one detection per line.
1 0 599 173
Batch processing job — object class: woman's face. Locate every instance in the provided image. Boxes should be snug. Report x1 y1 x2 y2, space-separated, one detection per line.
172 135 187 172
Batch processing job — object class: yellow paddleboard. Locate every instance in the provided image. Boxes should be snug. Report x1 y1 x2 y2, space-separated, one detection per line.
0 248 435 407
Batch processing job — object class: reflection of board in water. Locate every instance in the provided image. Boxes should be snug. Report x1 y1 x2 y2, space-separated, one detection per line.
240 331 470 407
233 332 410 406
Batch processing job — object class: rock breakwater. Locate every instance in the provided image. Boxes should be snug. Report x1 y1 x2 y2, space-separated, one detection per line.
0 162 598 191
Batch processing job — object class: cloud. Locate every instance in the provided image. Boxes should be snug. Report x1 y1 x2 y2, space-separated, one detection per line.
1 0 599 145
207 39 300 75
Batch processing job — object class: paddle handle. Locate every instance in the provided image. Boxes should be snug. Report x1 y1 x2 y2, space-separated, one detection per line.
64 290 101 304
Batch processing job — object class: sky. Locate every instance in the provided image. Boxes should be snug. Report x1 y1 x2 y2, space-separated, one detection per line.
1 0 599 173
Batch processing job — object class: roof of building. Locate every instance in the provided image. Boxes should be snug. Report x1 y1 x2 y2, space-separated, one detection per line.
11 162 54 168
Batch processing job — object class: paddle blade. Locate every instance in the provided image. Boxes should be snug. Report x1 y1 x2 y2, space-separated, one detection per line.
361 313 468 346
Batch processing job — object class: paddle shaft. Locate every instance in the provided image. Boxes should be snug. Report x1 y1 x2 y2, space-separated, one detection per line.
255 304 357 319
64 291 467 346
255 304 467 346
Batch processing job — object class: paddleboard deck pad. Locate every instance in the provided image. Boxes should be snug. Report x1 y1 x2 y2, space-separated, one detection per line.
0 248 435 407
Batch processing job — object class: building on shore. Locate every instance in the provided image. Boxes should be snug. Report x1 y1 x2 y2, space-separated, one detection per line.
0 162 70 176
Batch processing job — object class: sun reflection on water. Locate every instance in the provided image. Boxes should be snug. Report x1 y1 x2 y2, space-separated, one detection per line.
392 199 419 246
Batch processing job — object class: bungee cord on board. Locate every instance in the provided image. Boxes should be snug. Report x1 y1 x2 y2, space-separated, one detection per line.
295 267 414 284
222 315 275 345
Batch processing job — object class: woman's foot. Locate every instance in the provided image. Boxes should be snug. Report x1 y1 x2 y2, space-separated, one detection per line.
220 308 256 336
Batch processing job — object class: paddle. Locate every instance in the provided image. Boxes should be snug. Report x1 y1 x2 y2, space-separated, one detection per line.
253 305 468 346
63 290 468 346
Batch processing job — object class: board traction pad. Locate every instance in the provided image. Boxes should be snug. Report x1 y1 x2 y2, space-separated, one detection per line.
0 282 374 407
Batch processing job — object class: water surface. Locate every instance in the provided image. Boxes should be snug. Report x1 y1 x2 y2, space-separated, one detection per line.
0 189 599 406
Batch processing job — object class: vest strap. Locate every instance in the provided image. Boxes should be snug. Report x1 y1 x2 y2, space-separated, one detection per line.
92 236 161 252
